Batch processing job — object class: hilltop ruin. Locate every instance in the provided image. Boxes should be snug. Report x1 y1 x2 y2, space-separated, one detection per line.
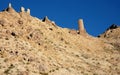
0 3 119 75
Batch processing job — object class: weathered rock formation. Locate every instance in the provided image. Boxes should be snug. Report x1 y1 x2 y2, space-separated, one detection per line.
98 24 120 50
42 16 57 28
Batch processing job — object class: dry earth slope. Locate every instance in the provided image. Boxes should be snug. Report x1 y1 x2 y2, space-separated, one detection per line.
0 4 120 75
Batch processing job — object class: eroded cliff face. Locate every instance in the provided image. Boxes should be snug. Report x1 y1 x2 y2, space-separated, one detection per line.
0 4 119 75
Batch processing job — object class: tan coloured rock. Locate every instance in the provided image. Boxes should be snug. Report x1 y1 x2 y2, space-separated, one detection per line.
69 29 78 35
42 16 50 23
42 16 57 28
0 4 119 75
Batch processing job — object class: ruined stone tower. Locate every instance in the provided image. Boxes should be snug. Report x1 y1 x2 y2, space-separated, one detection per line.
6 3 16 13
20 7 25 12
27 8 30 14
8 3 12 8
78 19 87 36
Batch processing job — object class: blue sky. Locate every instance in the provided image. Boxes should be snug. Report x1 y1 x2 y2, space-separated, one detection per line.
0 0 120 36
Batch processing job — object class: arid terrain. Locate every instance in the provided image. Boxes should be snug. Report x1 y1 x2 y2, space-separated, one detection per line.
0 4 120 75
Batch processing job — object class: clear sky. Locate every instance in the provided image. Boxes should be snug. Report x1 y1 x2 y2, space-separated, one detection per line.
0 0 120 36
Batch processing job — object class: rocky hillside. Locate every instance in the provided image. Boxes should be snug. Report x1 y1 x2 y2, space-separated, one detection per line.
0 4 120 75
98 24 120 50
